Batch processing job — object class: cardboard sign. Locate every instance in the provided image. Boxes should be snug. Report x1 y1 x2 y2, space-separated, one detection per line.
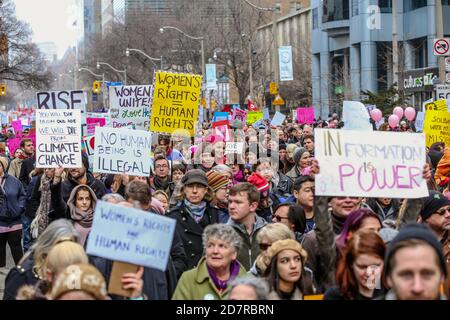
12 120 23 132
342 101 372 131
225 142 244 154
93 126 152 177
423 106 450 147
36 90 87 115
86 117 106 136
86 201 176 271
109 85 152 130
150 72 202 137
212 120 231 142
247 111 263 124
232 108 247 124
270 111 286 127
314 129 428 198
7 135 36 154
36 109 82 168
296 107 315 124
108 261 139 298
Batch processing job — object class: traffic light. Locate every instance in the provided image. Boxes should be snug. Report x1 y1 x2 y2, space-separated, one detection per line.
92 81 101 94
0 83 6 96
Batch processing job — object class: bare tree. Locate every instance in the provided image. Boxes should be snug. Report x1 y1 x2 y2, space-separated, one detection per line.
0 0 52 89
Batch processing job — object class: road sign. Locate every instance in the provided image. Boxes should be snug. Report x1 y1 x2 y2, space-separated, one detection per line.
106 81 123 87
273 94 285 106
446 57 450 72
436 84 450 100
269 82 278 95
434 38 450 56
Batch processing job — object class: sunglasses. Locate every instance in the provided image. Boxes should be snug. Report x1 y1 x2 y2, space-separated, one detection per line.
259 243 271 251
436 207 450 216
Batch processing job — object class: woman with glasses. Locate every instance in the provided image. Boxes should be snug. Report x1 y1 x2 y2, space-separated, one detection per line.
272 204 308 243
249 223 295 277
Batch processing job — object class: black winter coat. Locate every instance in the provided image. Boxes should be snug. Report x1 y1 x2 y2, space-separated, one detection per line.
3 254 40 300
167 202 219 270
61 172 107 203
19 156 35 187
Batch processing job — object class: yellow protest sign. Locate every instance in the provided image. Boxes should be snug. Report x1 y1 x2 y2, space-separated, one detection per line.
425 99 447 111
150 71 202 137
247 111 263 124
423 106 450 147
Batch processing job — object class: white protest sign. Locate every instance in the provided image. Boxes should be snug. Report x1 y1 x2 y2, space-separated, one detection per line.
36 109 82 168
225 142 244 154
36 90 87 115
343 101 372 131
314 129 428 198
94 126 152 177
86 201 176 271
414 111 425 132
109 85 152 130
270 111 286 127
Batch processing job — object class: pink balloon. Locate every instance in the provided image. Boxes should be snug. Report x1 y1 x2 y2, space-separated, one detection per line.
404 107 416 121
388 114 399 129
370 108 382 122
393 106 404 119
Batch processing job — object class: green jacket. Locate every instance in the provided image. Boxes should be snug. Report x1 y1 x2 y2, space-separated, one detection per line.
172 256 247 300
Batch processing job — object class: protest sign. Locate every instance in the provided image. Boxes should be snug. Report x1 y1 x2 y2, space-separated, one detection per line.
86 201 176 271
11 120 22 133
199 106 204 123
343 101 372 131
86 117 106 136
296 107 315 124
225 142 244 154
212 120 231 142
263 108 270 120
270 111 286 127
213 112 229 122
423 106 450 147
247 111 263 124
414 112 425 132
425 99 447 112
94 126 152 177
150 72 202 137
36 90 87 114
232 108 247 124
86 112 111 126
314 129 427 198
109 85 152 130
36 109 82 168
82 135 95 171
7 134 36 154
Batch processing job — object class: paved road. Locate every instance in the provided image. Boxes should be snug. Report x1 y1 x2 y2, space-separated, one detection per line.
0 250 16 299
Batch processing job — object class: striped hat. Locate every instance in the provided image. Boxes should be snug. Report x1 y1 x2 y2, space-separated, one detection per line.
206 171 229 192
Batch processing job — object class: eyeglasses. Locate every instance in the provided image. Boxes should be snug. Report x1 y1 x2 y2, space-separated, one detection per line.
259 243 271 251
155 164 169 169
274 215 289 222
436 207 450 216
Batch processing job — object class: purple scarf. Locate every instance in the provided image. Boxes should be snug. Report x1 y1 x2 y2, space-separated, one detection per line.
207 260 240 291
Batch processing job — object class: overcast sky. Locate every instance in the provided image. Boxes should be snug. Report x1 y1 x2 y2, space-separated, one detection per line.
13 0 79 58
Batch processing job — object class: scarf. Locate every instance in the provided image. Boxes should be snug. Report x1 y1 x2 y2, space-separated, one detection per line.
232 170 244 185
184 199 207 223
31 176 52 238
68 205 94 228
207 260 241 291
154 175 171 191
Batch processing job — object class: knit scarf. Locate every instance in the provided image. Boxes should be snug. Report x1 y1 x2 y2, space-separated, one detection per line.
31 176 52 238
154 175 170 191
68 202 94 228
184 200 207 223
207 260 241 291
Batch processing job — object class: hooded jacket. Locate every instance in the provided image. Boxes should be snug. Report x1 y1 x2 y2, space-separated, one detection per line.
227 215 267 271
366 198 400 221
0 173 27 227
61 171 106 204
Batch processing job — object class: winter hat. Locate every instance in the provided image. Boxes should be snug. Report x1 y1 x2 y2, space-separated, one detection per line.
247 172 270 193
293 147 307 164
286 144 298 159
384 223 447 277
420 191 450 221
50 264 108 300
0 156 8 171
206 171 229 192
181 169 209 187
267 239 308 266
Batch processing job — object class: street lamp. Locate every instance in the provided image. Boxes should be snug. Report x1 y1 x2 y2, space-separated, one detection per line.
242 0 281 83
97 61 127 85
126 47 164 70
159 26 205 79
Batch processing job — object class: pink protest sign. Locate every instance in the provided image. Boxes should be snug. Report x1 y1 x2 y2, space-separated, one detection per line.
7 134 36 154
232 108 247 124
296 107 315 124
12 120 23 133
212 120 231 142
86 117 106 136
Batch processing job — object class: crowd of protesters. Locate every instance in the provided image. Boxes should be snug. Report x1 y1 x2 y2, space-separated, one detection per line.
0 111 448 301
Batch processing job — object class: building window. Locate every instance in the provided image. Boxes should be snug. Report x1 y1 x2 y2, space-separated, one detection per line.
352 0 359 16
379 0 392 13
405 0 427 12
322 0 349 23
313 8 319 29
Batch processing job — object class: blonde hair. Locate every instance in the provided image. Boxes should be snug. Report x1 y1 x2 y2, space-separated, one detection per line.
257 223 294 243
42 241 88 280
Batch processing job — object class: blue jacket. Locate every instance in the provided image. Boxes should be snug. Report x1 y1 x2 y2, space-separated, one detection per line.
0 173 27 227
